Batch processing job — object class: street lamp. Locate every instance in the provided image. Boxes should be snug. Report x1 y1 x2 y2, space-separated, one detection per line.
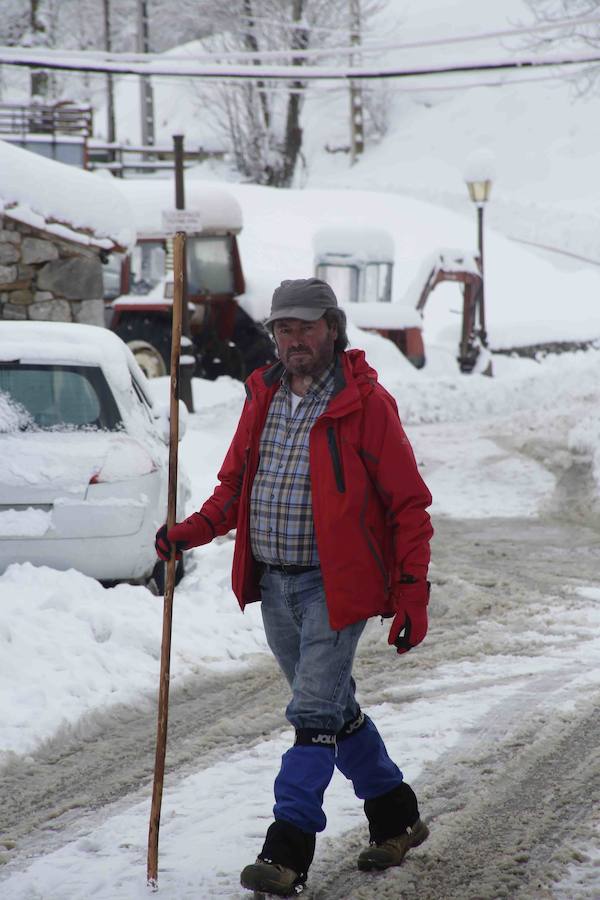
464 149 495 366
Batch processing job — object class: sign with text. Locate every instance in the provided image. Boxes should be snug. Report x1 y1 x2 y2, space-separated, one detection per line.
161 209 203 234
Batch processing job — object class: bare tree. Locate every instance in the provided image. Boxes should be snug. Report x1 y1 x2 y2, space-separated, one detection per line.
183 0 391 186
0 0 135 105
524 0 600 95
190 0 343 186
0 0 383 177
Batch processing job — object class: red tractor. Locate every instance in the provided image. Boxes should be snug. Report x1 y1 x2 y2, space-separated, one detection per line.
107 186 275 380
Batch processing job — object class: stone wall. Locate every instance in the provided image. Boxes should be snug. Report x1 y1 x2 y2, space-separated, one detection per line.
0 216 105 326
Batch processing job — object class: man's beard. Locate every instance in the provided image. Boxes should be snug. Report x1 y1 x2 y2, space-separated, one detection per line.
283 341 334 377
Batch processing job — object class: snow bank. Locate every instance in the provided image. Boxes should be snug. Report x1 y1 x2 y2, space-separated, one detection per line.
0 556 267 758
3 340 597 758
386 347 600 427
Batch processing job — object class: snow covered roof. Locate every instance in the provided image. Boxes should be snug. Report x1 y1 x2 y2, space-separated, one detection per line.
0 140 136 252
313 226 395 264
113 180 243 237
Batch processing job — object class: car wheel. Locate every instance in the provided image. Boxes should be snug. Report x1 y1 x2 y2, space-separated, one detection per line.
151 556 185 595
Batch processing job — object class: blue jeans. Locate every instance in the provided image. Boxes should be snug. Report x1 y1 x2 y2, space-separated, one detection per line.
260 567 404 834
260 567 365 732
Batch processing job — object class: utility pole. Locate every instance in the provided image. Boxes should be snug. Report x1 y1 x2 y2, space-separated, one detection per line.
348 0 364 164
30 0 49 99
102 0 116 147
136 0 155 148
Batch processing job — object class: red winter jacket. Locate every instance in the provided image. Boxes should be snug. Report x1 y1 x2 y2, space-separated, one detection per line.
185 350 433 631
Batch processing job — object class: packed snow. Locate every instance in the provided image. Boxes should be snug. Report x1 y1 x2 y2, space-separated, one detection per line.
2 342 600 753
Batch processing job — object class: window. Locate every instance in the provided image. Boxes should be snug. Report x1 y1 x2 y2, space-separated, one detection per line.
315 264 359 303
130 241 166 294
0 364 122 431
187 236 235 295
102 252 124 301
364 263 393 303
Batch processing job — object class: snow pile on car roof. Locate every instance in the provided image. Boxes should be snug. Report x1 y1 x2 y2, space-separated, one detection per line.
0 139 135 251
0 321 141 394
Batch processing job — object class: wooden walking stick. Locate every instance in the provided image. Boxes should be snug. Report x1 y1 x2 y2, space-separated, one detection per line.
147 231 186 890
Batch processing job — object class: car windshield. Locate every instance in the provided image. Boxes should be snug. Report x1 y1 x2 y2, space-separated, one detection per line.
0 364 122 432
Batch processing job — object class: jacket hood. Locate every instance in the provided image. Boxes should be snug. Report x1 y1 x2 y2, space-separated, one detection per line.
343 348 379 389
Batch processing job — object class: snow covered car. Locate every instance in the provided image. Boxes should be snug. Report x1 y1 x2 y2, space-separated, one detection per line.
0 321 189 587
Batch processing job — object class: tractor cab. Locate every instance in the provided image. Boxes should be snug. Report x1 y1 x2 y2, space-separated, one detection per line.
314 225 393 305
313 226 425 367
109 186 274 380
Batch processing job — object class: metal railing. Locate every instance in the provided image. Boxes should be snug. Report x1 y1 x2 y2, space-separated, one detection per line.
87 141 226 176
0 101 93 137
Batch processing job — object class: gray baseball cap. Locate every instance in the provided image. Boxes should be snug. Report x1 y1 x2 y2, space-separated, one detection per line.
265 277 338 325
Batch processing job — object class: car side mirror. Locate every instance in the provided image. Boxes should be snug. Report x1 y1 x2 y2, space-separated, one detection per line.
153 400 188 443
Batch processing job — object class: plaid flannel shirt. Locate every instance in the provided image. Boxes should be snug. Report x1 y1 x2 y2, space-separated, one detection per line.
249 364 335 565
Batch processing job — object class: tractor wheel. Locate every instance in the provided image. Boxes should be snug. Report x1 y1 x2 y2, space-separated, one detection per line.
113 314 173 377
128 340 167 379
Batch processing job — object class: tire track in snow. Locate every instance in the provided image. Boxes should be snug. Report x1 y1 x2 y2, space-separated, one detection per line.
1 514 599 888
310 681 599 899
0 659 289 853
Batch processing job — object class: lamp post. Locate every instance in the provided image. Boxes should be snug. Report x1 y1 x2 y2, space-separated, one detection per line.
465 175 492 348
464 149 495 374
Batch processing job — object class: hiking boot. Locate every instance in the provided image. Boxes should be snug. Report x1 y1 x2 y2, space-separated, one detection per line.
240 859 302 896
357 817 430 871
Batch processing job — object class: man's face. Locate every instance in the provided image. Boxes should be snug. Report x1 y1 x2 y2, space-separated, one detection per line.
273 316 337 377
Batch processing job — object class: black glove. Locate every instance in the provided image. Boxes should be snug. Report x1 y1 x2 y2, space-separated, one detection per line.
155 523 189 561
388 577 430 655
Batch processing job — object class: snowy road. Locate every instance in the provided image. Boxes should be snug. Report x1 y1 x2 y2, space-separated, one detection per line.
2 513 599 898
311 515 600 899
2 348 600 897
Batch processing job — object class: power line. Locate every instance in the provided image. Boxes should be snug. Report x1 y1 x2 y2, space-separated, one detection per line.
141 65 576 96
2 12 599 68
384 68 575 93
1 47 600 81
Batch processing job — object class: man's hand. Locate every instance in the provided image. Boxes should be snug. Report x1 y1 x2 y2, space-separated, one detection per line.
388 579 430 654
154 512 214 561
155 524 187 561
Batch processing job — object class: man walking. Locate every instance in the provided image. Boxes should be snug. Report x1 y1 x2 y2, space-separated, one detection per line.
155 278 433 897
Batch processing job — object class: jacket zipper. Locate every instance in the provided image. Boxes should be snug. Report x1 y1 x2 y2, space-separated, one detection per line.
327 426 345 493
